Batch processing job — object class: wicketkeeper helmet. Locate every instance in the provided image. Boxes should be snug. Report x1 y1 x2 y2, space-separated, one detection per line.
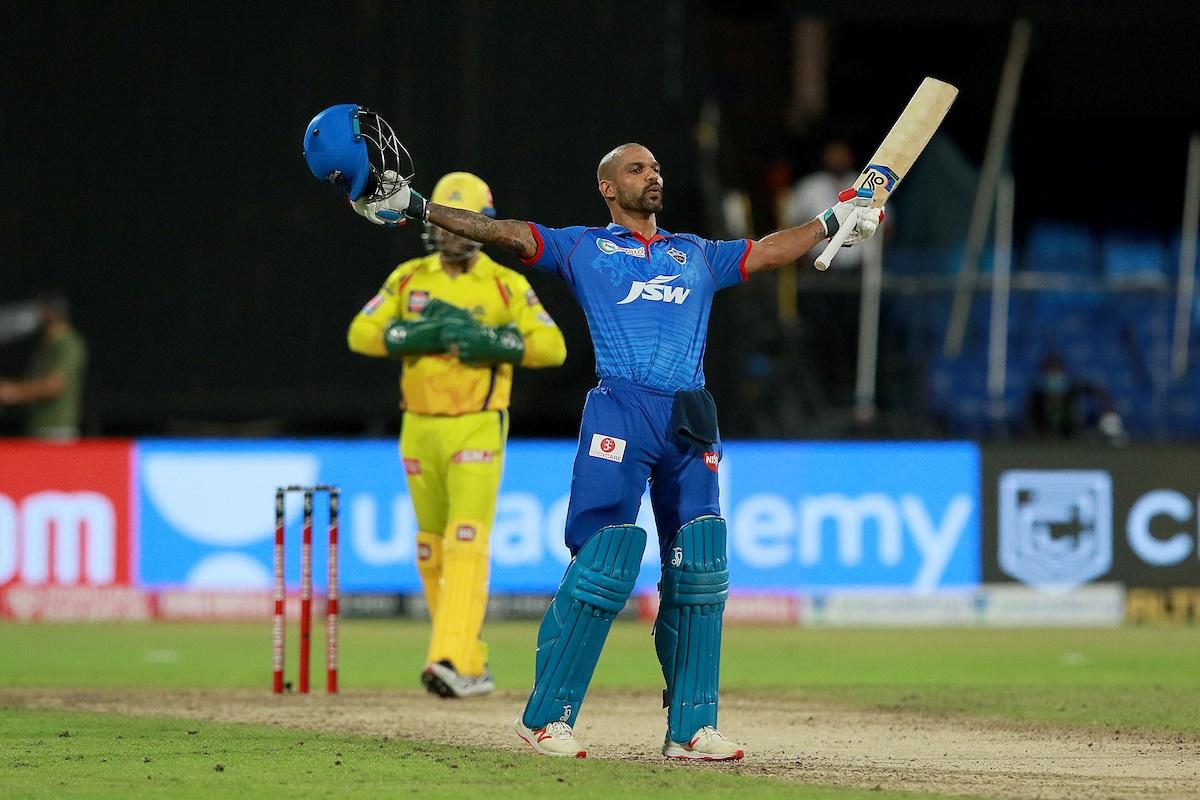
424 172 496 260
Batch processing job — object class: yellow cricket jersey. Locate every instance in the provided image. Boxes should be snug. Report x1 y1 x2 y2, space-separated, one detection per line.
347 252 567 415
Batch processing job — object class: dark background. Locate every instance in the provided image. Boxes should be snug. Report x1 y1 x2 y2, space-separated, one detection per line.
983 445 1200 588
3 1 1199 438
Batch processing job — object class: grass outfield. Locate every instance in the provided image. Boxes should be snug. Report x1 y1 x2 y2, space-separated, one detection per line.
2 621 1198 732
2 621 1198 799
1 707 954 800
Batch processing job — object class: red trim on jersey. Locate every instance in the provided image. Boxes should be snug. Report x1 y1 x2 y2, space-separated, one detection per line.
628 231 667 262
631 231 667 262
520 221 545 265
630 232 667 247
396 270 416 295
494 276 512 305
737 239 753 282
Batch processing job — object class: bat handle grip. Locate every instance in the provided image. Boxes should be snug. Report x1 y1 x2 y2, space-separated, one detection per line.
814 215 855 271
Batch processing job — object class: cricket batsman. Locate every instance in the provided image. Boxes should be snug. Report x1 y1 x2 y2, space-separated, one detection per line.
304 106 879 755
311 109 567 699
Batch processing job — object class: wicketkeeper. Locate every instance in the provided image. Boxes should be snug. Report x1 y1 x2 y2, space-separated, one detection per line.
304 106 879 755
315 116 567 699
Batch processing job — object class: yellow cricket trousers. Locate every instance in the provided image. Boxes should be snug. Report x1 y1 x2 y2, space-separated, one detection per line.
400 409 507 676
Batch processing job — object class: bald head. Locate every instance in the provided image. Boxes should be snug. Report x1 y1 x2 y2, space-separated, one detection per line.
596 143 663 216
597 143 645 182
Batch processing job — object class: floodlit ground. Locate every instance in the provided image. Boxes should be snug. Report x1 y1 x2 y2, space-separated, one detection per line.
2 621 1198 799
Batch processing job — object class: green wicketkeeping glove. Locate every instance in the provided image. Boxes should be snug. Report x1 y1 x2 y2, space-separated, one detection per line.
383 318 445 358
445 323 525 365
421 299 474 326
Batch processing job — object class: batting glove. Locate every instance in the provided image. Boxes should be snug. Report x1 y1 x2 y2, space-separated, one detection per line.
351 171 429 228
818 188 884 246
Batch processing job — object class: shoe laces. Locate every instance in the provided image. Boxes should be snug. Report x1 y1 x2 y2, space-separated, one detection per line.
541 721 574 739
694 726 726 743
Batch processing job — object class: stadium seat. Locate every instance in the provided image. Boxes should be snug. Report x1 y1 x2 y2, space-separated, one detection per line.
1102 234 1167 279
1023 222 1100 275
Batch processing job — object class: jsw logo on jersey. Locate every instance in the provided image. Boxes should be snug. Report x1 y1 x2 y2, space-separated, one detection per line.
617 275 691 305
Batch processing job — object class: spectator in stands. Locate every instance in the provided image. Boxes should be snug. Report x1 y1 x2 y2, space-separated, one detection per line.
779 139 866 410
0 293 88 440
1025 352 1124 441
781 139 863 267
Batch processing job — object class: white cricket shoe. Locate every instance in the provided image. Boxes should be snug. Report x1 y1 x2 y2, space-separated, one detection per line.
663 726 745 761
513 717 587 758
421 660 495 699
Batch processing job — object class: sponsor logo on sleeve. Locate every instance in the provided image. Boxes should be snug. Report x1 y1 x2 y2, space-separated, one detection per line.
588 434 627 463
403 458 422 476
362 293 386 315
525 288 541 307
407 290 430 313
703 451 719 473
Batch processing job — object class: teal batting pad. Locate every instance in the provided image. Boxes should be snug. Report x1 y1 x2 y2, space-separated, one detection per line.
654 516 729 743
521 524 646 729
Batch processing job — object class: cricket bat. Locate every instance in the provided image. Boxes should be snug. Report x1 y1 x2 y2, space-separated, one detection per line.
815 77 959 270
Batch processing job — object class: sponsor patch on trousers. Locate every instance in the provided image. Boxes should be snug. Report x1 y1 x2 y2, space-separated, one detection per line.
403 458 422 475
589 433 627 463
703 451 719 473
417 543 432 561
452 449 494 464
456 524 477 542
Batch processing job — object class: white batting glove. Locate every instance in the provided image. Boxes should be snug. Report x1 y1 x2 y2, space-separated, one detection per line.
350 171 428 228
817 188 885 246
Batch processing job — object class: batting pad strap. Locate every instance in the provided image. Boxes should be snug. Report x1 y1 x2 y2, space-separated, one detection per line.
656 516 729 744
521 524 646 730
569 566 638 613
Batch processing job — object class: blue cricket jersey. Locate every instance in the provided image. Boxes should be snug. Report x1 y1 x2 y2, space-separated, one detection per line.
521 222 751 392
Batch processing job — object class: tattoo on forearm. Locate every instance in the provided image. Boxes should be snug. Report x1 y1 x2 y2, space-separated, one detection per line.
429 205 533 256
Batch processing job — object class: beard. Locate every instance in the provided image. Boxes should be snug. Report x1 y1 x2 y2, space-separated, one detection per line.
434 230 480 262
618 184 664 213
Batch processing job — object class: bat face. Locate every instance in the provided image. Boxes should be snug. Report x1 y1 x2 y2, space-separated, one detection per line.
854 77 959 209
814 77 957 270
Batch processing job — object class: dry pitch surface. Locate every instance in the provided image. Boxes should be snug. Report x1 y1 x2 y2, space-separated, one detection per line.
3 687 1197 800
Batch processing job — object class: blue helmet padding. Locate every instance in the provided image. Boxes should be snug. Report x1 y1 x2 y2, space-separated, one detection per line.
302 104 371 201
655 515 729 744
521 524 646 730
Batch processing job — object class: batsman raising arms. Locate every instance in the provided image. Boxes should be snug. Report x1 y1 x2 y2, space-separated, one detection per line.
304 104 881 758
307 107 567 699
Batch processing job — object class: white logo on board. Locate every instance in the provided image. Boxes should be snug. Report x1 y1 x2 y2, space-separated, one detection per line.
0 491 117 586
998 470 1112 589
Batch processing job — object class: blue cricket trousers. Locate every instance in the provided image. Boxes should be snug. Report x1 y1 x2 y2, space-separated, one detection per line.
563 377 721 559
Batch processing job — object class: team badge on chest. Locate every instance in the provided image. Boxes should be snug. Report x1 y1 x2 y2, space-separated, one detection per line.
408 290 430 313
667 247 687 265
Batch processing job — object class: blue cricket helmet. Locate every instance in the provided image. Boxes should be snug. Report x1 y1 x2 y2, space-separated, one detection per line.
302 104 414 202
